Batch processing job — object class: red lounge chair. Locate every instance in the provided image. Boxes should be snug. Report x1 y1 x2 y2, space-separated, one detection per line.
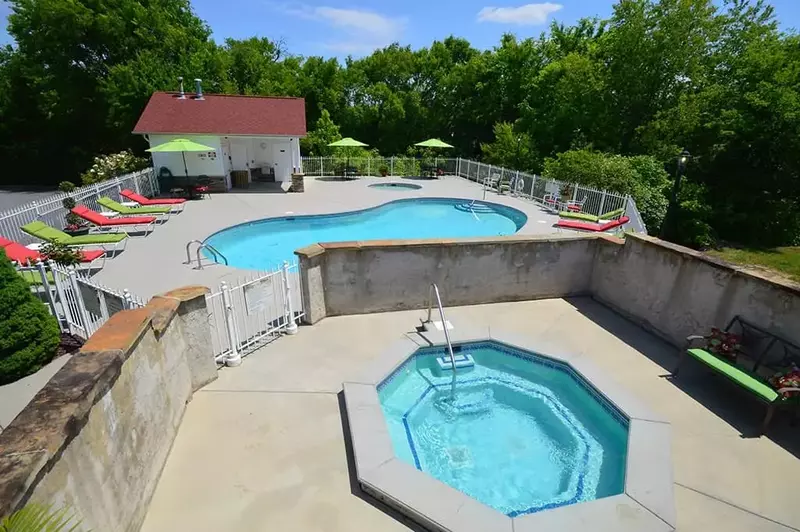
556 216 630 232
121 189 186 210
0 236 105 266
72 205 157 235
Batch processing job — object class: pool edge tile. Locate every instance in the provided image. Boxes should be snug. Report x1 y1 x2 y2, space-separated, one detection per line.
342 383 395 478
566 356 668 424
360 458 513 532
511 494 674 532
625 420 677 529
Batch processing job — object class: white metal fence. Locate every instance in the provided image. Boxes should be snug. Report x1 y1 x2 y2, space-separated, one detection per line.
0 168 159 245
206 261 304 366
300 156 647 233
20 261 146 339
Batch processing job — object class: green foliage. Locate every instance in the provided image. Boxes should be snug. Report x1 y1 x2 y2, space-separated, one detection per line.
80 150 148 185
57 181 76 193
543 149 670 232
0 250 60 385
480 123 539 172
0 0 798 247
40 242 83 267
0 503 81 531
300 110 341 156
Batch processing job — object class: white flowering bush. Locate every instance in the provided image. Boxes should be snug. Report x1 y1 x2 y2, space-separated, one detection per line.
80 150 148 185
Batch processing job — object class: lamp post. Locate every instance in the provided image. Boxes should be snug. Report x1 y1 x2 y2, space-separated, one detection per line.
515 136 522 170
660 149 691 240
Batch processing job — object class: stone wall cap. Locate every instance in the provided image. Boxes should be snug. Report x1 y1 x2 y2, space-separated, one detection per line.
297 234 600 253
80 307 151 356
147 296 181 336
160 285 209 302
295 243 325 258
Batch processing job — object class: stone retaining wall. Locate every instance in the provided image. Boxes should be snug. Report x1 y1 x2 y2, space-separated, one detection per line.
0 286 217 531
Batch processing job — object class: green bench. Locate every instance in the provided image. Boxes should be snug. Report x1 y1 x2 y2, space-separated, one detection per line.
672 316 800 433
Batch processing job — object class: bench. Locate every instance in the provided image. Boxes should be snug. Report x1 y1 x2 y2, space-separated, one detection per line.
672 316 800 433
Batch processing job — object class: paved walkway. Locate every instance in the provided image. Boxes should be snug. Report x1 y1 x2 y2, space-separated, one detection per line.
91 176 560 299
141 298 800 532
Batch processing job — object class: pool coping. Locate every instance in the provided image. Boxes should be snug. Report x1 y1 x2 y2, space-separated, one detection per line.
342 327 676 532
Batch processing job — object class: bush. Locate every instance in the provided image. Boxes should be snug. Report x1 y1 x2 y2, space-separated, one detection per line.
543 149 671 232
40 242 83 266
0 250 60 384
80 150 148 185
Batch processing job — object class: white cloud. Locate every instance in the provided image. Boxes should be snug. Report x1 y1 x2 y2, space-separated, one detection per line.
276 3 406 54
477 3 563 25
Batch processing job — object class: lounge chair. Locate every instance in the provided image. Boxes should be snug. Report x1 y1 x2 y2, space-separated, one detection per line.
71 205 157 235
97 196 172 219
0 236 105 268
555 216 629 233
120 189 186 212
21 221 128 254
559 207 625 223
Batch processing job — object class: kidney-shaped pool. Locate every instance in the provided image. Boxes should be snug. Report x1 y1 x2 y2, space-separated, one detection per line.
203 197 527 270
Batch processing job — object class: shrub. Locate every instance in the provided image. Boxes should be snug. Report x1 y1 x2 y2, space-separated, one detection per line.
80 150 148 185
40 242 83 267
0 249 60 384
543 149 671 233
57 181 76 193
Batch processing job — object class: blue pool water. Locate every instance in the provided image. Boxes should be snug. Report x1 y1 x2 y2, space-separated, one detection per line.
378 341 628 517
368 182 422 190
204 198 527 270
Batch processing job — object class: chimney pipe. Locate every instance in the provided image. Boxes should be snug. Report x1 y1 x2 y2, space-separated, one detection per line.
177 77 185 99
194 78 204 100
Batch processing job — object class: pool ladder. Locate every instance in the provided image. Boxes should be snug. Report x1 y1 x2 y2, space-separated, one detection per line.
185 240 228 270
423 284 458 388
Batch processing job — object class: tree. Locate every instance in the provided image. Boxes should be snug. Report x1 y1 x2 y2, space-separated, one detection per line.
0 250 60 384
300 110 342 156
481 122 539 172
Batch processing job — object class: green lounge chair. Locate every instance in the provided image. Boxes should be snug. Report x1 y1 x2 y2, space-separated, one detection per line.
558 207 625 222
97 196 171 216
21 221 128 253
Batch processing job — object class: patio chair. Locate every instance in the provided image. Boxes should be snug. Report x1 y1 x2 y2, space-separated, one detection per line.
120 189 186 212
97 196 172 219
71 205 157 236
21 221 128 254
558 207 625 223
555 216 630 233
0 236 105 268
565 196 587 212
192 176 213 199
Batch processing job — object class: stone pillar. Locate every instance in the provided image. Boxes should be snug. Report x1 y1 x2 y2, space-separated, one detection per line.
291 171 305 193
295 244 327 323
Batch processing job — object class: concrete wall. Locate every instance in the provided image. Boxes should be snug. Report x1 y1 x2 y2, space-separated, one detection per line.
592 234 800 348
297 234 800 350
296 234 601 320
0 286 217 531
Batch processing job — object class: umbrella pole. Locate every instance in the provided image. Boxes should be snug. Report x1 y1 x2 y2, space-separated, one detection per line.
182 151 192 199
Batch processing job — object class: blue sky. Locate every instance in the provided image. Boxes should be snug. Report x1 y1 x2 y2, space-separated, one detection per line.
1 1 800 57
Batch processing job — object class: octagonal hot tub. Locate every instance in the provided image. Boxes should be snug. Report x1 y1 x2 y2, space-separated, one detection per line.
344 331 676 531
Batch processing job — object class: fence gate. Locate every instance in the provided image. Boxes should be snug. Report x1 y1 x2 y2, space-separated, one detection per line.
206 261 304 366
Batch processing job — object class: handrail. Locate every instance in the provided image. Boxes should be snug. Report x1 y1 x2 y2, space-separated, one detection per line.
185 240 228 270
426 283 457 386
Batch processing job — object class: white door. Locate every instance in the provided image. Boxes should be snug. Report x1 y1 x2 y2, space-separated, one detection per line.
272 141 291 181
231 142 248 171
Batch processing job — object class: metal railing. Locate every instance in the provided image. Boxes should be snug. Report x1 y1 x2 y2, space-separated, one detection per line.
0 168 158 245
424 283 458 396
206 261 304 367
185 240 228 270
300 156 647 234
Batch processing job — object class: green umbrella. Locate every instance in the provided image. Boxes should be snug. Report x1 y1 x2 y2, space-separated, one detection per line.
146 138 215 180
327 137 369 147
327 137 369 178
414 138 454 149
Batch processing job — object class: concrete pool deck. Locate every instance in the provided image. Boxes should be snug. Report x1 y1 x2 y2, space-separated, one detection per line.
141 298 800 532
91 176 560 299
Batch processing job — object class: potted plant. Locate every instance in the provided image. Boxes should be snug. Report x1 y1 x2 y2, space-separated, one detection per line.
379 164 389 177
58 182 89 236
40 242 83 267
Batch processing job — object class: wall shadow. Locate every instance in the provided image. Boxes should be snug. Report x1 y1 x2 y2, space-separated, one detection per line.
565 297 800 457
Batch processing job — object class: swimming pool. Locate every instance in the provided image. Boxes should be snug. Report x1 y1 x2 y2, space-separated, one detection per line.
378 341 628 517
368 182 422 190
204 198 527 270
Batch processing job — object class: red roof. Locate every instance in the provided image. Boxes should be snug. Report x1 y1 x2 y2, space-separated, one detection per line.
133 92 307 136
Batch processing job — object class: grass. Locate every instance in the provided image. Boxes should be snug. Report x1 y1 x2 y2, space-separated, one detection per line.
708 246 800 282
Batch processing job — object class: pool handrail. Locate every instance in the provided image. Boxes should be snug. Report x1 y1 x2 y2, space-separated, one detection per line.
185 239 228 270
426 283 458 391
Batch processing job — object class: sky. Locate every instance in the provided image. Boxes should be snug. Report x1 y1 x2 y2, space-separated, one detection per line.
1 0 800 57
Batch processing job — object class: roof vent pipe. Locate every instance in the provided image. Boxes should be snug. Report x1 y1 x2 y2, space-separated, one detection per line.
194 78 204 100
177 77 185 99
